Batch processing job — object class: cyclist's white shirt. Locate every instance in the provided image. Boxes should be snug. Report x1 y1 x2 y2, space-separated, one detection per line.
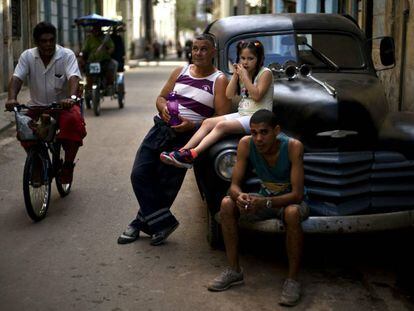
13 45 81 107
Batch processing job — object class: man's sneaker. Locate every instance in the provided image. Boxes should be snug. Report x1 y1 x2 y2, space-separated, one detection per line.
168 149 194 169
58 162 75 184
207 268 244 292
279 278 301 306
117 224 152 244
150 221 179 246
117 225 140 244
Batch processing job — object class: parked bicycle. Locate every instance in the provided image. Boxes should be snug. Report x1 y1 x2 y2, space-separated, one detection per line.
9 102 79 221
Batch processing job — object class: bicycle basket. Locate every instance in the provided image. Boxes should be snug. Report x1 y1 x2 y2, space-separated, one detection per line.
15 112 37 141
38 116 58 142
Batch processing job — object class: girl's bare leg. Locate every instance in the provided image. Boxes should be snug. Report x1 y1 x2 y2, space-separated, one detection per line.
194 119 245 155
182 115 226 149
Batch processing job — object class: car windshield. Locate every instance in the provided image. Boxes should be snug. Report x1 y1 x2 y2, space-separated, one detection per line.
227 34 297 72
227 33 365 72
296 33 365 69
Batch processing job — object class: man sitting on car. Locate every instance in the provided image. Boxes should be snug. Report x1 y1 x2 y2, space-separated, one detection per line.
207 109 309 307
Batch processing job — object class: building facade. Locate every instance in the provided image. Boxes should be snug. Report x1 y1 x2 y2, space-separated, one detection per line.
0 0 97 92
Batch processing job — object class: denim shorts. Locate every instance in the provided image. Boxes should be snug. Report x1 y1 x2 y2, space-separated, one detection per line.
239 193 309 224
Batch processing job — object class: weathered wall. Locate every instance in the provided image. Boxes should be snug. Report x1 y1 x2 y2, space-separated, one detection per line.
375 0 413 112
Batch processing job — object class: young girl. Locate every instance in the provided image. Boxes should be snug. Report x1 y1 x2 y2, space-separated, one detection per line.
161 40 273 168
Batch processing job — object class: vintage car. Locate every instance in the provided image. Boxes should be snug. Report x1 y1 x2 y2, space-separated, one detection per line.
192 13 414 247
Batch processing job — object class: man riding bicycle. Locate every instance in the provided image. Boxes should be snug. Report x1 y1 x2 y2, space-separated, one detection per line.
5 21 86 184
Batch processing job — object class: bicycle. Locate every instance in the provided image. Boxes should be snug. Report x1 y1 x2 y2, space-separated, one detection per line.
10 102 78 221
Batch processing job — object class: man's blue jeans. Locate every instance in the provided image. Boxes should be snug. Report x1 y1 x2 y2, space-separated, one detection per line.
129 117 193 233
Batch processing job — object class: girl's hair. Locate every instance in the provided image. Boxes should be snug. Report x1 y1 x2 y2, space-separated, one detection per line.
235 40 265 95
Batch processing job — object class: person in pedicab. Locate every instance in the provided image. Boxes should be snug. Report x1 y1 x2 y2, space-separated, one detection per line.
82 24 118 93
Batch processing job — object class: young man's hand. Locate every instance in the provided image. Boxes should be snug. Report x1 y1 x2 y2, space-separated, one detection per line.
237 193 266 214
236 192 252 213
60 98 75 109
248 195 266 212
5 99 19 111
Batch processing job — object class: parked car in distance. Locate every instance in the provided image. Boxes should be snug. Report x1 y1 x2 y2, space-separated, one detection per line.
192 13 414 247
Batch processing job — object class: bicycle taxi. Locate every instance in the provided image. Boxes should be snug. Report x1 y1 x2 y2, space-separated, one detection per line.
75 14 125 116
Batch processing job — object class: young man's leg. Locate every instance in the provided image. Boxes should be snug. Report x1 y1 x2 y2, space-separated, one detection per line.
279 204 305 306
57 106 86 184
207 196 244 291
284 204 304 279
221 196 241 270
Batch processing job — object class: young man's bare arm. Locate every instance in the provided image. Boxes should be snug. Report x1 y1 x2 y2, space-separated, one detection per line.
7 76 23 101
286 139 305 202
68 76 80 97
229 136 250 201
5 76 23 109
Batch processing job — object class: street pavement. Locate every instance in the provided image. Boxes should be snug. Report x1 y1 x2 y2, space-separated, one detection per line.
0 64 413 310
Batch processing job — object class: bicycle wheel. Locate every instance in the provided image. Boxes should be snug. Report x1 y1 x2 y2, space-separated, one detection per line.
23 149 51 221
117 83 124 109
92 87 101 116
55 143 72 197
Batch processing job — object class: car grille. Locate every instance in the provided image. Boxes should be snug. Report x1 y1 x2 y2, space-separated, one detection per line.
304 151 414 216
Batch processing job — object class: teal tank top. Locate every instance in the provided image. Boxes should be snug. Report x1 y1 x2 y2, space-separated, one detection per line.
249 133 292 196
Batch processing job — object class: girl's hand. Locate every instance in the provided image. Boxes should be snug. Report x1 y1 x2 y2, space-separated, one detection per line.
238 66 250 83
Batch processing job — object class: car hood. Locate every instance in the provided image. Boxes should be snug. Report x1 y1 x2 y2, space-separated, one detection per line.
274 72 388 151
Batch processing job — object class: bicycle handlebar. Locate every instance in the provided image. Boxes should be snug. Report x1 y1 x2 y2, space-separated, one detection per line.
6 97 82 112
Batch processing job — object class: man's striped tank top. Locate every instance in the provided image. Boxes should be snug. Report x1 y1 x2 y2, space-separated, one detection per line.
173 64 223 123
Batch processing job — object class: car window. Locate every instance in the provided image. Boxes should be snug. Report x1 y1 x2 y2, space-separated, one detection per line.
226 32 365 72
296 33 365 69
227 34 297 73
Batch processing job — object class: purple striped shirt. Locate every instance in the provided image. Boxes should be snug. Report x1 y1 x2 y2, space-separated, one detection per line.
172 65 222 123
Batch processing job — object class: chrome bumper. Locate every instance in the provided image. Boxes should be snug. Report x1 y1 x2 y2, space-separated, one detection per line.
216 210 414 233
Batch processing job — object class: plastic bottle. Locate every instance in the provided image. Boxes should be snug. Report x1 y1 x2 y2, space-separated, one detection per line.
167 91 182 126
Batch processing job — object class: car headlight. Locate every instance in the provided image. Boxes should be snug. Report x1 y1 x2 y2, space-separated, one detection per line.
214 149 237 181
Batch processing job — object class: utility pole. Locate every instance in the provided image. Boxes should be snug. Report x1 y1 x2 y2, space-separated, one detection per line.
145 0 154 45
237 0 245 15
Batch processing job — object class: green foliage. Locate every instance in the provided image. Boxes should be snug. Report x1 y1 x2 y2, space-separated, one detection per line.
176 0 205 31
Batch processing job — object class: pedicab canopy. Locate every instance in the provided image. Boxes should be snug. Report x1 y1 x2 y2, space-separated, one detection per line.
74 14 121 27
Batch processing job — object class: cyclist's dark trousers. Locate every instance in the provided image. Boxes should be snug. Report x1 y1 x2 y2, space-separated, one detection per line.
129 117 193 234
